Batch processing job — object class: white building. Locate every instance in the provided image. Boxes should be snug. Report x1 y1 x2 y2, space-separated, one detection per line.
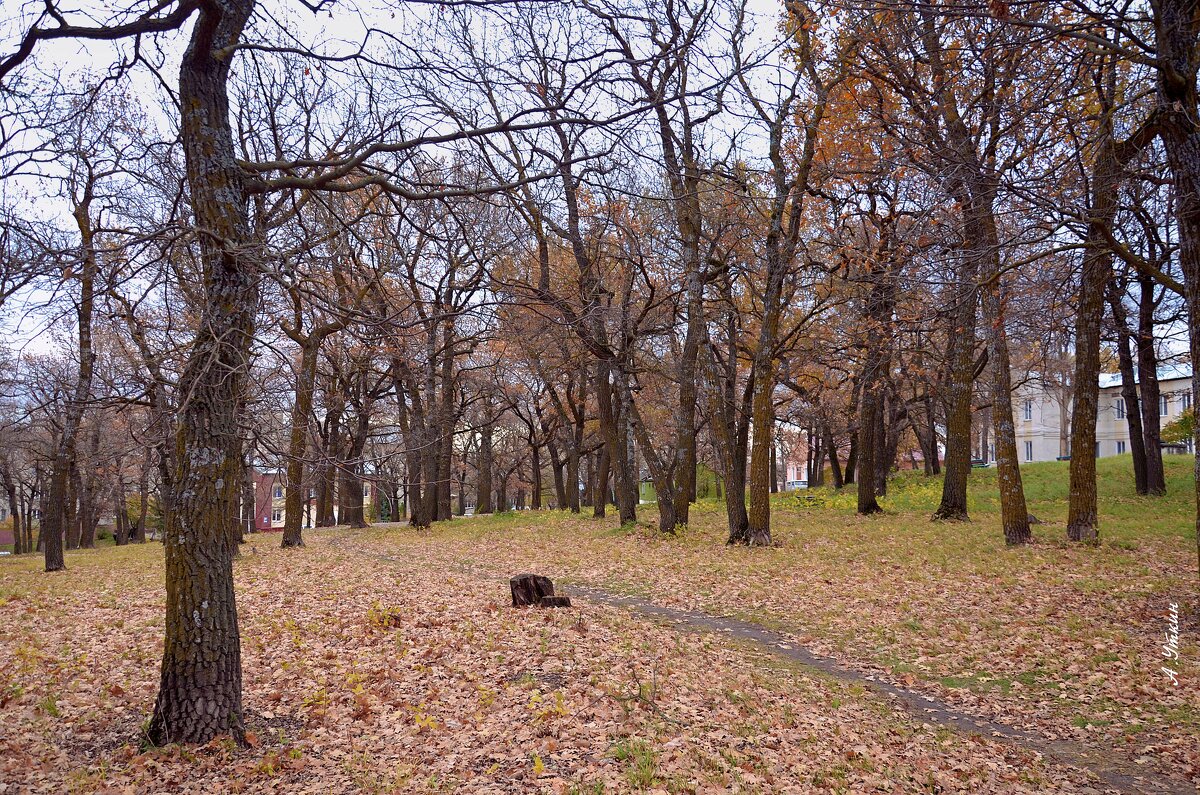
1013 365 1194 463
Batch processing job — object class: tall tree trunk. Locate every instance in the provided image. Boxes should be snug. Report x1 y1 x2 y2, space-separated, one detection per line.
592 445 609 518
2 465 21 554
823 423 844 488
476 416 493 514
857 377 883 515
147 0 257 747
932 276 977 521
65 462 81 550
436 321 455 522
1068 103 1126 543
43 194 98 569
1108 283 1149 493
1136 275 1167 495
595 361 637 523
975 198 1030 545
318 396 343 526
1153 0 1200 572
282 342 320 547
339 406 370 528
135 461 150 543
241 447 256 537
530 443 542 510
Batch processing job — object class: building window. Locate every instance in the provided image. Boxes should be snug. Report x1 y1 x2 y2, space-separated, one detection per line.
1023 400 1033 421
1024 441 1033 462
1115 398 1125 419
1160 395 1169 416
1181 392 1193 412
1117 440 1126 454
363 485 370 496
272 509 282 523
274 486 283 498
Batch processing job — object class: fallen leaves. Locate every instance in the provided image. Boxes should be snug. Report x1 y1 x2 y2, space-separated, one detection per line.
0 512 1192 793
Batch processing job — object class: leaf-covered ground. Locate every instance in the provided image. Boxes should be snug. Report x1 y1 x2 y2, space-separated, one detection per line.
348 456 1198 791
0 456 1194 793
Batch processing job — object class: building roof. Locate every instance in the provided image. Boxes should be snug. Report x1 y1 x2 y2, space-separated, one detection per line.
1098 364 1192 389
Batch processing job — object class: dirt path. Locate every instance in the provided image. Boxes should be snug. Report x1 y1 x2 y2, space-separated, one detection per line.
562 584 1191 795
337 532 1191 795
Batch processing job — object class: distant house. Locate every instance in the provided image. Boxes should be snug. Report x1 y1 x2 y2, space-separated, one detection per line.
252 469 286 531
1014 364 1194 463
249 468 379 529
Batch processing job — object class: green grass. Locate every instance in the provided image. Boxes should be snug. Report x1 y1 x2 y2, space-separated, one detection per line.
792 454 1196 540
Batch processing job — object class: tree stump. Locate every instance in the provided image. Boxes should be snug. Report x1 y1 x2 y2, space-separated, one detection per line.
509 574 570 607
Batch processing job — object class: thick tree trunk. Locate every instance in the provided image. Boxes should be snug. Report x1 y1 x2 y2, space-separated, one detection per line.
345 410 370 528
857 380 883 515
1153 0 1200 573
147 0 256 747
316 401 341 527
671 269 703 530
436 322 455 522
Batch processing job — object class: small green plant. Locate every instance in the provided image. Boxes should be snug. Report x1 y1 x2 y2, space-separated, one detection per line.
36 693 60 717
610 737 659 789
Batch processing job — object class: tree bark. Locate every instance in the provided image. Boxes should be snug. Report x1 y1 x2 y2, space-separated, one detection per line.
1152 0 1200 573
147 0 256 747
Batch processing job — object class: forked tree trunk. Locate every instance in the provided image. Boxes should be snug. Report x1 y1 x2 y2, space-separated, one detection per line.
147 0 256 747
